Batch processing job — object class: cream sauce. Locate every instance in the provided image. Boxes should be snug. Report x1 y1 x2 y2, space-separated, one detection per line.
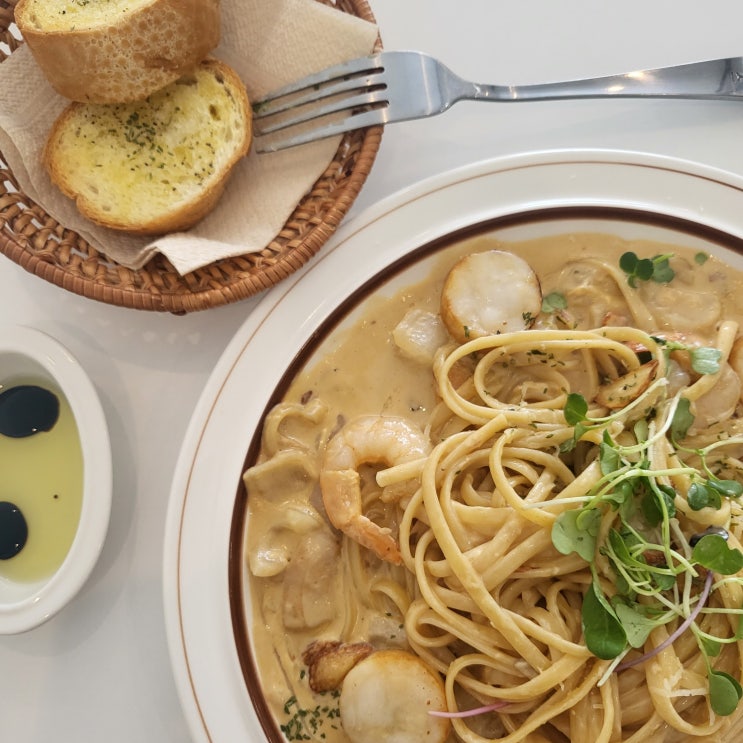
244 231 743 743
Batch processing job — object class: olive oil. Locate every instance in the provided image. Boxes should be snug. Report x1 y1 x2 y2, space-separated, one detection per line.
0 379 83 583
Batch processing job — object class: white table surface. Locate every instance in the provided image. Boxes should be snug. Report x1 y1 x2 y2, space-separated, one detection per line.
4 0 743 740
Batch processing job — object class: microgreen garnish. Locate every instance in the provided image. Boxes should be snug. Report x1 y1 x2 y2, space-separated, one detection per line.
687 479 743 511
692 534 743 574
691 347 722 375
615 570 714 671
619 251 675 287
652 336 723 376
709 671 743 716
582 581 627 659
564 391 588 425
541 292 567 314
551 354 743 715
669 396 694 441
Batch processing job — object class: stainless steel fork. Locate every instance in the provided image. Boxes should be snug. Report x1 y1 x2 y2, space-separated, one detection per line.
252 50 743 153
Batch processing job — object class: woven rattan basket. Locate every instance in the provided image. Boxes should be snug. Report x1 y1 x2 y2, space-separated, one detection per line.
0 0 382 313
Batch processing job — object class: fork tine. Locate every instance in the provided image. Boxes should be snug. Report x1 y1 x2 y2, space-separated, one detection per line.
254 90 387 136
253 72 385 119
254 108 387 153
253 53 384 106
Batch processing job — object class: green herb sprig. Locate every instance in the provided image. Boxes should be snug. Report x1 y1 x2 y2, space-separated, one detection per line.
619 252 675 287
652 336 722 376
541 292 568 314
552 374 743 715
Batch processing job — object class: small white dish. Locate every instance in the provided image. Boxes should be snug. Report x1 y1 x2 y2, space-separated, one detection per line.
0 325 111 634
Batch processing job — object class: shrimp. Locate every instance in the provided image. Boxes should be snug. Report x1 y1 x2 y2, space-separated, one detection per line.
339 649 450 743
656 329 741 430
392 308 450 365
319 415 431 565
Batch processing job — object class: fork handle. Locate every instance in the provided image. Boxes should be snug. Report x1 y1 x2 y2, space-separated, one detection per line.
465 57 743 102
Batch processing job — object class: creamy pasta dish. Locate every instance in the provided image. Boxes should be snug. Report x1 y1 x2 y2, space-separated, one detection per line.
243 231 743 743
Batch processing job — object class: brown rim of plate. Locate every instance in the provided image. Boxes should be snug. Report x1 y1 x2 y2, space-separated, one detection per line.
0 0 383 314
228 204 743 741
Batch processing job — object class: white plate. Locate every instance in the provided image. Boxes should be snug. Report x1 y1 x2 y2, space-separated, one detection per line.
163 148 743 743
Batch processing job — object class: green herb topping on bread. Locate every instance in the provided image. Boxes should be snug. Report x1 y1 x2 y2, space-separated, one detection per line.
43 58 252 235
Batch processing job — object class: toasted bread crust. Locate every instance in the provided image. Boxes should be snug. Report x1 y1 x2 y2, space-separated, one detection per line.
16 0 221 103
43 58 251 235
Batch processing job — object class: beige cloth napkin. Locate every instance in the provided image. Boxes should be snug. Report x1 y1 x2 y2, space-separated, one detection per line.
0 0 378 275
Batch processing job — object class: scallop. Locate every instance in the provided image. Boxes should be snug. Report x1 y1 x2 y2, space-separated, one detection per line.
690 362 741 432
392 308 450 365
339 649 450 743
440 250 542 343
553 259 628 329
639 282 722 335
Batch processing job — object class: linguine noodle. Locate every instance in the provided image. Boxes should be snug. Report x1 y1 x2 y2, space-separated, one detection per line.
393 325 743 741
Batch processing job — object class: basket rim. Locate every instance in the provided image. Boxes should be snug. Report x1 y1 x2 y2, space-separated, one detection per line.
0 0 383 314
